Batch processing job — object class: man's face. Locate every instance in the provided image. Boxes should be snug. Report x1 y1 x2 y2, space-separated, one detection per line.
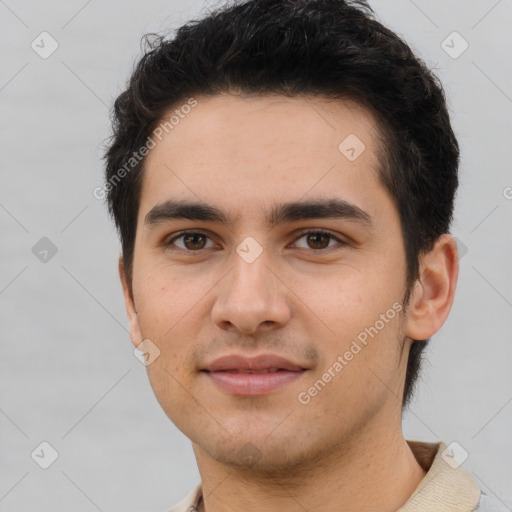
124 94 412 471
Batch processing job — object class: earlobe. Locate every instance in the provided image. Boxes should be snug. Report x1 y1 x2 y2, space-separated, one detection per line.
118 256 144 348
404 234 459 341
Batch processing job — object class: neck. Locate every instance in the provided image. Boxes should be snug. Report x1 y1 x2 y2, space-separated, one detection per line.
193 425 426 512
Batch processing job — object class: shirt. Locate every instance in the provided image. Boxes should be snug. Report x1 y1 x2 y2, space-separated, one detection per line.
168 440 510 511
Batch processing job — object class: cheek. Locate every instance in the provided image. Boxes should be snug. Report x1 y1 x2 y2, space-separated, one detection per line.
302 310 405 422
134 267 196 336
145 360 192 432
294 267 406 387
133 287 196 383
295 264 400 331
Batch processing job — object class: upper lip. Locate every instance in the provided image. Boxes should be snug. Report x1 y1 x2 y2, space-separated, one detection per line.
202 353 306 372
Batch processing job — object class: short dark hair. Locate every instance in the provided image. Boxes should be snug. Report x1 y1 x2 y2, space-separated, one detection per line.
103 0 459 409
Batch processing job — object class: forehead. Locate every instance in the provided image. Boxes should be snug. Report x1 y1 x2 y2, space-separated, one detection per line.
138 93 387 227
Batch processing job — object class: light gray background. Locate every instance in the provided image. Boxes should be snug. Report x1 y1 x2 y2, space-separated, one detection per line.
1 0 511 510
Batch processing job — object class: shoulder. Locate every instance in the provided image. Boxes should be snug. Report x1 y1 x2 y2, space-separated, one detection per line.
474 492 512 511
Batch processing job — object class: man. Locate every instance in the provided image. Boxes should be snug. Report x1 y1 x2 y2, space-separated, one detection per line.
103 0 509 510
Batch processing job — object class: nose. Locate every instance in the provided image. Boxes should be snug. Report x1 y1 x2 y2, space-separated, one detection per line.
211 245 292 335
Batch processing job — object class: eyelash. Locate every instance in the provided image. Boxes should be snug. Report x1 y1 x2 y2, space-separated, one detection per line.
163 229 347 253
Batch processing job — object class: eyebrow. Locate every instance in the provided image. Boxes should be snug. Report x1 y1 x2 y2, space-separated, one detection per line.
144 198 373 230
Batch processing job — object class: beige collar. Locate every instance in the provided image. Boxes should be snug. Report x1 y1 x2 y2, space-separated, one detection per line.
398 440 481 511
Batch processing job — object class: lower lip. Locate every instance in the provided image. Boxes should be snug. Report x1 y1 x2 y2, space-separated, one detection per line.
203 370 305 396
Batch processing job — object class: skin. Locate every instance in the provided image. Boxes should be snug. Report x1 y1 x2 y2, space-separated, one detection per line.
119 93 459 512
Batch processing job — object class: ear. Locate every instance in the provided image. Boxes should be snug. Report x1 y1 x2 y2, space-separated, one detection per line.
404 234 459 340
119 256 143 349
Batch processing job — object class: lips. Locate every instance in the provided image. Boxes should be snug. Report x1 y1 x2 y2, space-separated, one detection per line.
219 368 283 373
203 354 305 372
201 354 307 396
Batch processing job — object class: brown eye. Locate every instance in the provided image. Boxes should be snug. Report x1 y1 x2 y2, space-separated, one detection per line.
305 232 331 249
182 233 207 250
165 231 214 251
293 230 343 251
